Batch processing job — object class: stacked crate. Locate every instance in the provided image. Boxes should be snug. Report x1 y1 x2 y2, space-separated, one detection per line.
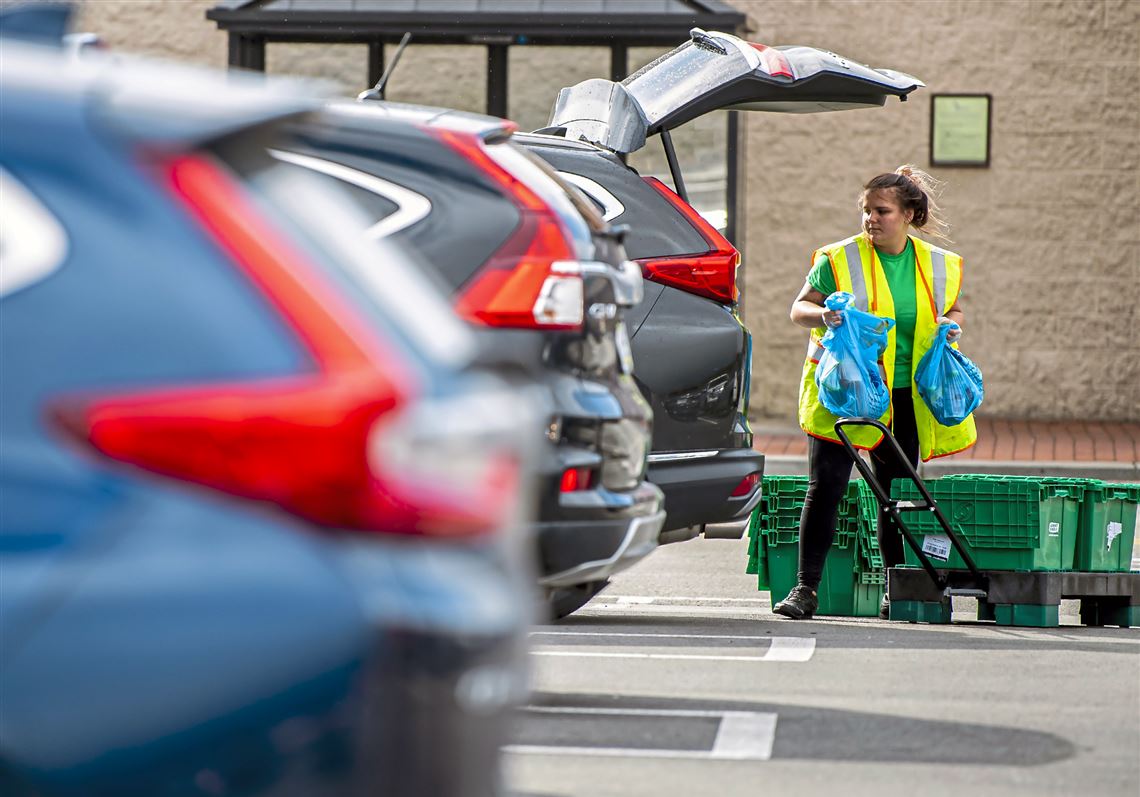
893 475 1140 573
747 476 885 616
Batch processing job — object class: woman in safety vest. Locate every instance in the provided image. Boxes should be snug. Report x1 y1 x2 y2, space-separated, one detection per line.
773 165 977 621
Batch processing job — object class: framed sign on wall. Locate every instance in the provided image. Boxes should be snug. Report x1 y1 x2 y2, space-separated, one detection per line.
930 94 992 167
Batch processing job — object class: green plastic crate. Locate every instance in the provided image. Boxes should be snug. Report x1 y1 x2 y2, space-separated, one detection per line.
763 533 871 616
894 477 1081 571
754 476 883 616
1075 482 1140 572
746 508 764 579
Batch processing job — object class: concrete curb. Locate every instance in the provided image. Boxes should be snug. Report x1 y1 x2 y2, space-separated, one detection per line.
763 454 1140 482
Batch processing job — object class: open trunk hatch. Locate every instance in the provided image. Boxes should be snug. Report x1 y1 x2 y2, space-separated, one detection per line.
549 28 923 154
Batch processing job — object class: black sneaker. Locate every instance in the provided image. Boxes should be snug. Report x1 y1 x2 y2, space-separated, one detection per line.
879 593 890 620
773 585 818 620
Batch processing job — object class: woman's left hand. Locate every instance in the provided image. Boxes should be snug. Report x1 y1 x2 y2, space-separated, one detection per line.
936 316 962 342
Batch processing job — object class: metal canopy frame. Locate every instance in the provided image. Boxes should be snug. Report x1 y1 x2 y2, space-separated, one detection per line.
206 0 752 246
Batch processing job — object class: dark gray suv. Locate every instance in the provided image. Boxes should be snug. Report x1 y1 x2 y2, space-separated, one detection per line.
521 29 923 541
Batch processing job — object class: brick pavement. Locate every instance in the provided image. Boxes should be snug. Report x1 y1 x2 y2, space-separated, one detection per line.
752 418 1140 464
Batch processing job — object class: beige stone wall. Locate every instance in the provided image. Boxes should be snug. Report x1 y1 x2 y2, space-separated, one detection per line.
735 0 1140 422
71 0 1140 421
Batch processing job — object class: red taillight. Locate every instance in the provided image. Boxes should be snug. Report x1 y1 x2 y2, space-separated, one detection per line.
560 466 593 493
636 177 740 305
748 42 794 79
434 129 584 331
52 154 514 538
731 472 762 497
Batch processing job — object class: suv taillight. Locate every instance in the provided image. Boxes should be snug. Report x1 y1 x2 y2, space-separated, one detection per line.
434 130 584 331
636 177 740 305
53 154 516 538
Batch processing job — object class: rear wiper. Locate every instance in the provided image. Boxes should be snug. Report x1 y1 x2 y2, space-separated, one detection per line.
689 27 727 55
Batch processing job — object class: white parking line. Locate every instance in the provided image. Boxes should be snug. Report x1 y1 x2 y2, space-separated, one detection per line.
504 708 778 761
583 603 767 617
523 707 725 717
529 636 815 663
530 630 781 641
607 595 769 604
711 711 779 760
761 636 816 662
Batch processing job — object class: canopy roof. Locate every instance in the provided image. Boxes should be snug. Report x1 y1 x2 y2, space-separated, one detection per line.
207 0 752 45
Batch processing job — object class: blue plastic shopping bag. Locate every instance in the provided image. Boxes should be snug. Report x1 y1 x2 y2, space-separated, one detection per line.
914 323 984 426
814 292 894 419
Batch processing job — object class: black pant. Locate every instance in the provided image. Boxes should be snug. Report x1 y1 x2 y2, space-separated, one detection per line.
796 389 920 590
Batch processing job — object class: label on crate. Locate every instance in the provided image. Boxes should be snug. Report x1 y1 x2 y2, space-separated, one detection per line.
1048 521 1060 538
922 534 952 562
1106 521 1123 551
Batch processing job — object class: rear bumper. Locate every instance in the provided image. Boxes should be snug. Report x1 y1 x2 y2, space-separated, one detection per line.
535 480 665 588
648 447 764 534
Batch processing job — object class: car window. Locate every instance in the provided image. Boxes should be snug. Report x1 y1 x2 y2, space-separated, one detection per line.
0 167 67 298
268 149 430 240
557 171 625 222
222 148 474 369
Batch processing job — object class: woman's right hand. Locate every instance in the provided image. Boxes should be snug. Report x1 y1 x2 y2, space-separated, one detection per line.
791 283 844 330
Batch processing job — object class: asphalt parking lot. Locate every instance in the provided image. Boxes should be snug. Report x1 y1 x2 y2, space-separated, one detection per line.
505 538 1140 797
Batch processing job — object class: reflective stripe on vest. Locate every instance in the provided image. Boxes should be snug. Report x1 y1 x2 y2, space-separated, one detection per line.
931 249 947 314
843 239 868 309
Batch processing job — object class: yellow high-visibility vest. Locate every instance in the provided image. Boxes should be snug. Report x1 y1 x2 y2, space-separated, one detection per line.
797 233 978 460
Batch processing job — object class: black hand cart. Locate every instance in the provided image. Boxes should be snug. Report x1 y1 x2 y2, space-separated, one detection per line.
833 418 1139 628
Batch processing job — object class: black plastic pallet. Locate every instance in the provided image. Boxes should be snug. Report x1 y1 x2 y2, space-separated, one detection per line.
887 567 1140 628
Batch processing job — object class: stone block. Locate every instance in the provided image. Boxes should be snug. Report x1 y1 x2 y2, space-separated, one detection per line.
1099 128 1140 171
992 133 1103 171
1001 171 1135 210
1106 0 1140 28
1020 0 1105 29
1106 63 1140 98
996 95 1115 134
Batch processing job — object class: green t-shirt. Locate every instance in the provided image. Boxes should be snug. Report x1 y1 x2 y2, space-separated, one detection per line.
807 238 918 387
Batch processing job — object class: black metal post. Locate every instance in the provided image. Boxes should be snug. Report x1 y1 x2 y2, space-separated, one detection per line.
227 34 265 71
367 41 385 95
486 44 509 119
610 43 628 82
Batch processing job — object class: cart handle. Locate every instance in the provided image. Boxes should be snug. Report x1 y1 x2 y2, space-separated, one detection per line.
833 418 986 589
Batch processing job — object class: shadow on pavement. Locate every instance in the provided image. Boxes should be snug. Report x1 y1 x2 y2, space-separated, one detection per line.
524 692 1077 766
